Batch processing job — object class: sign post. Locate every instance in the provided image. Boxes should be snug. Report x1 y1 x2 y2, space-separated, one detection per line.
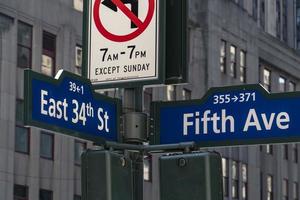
24 69 121 144
79 1 215 199
151 84 300 147
83 0 166 88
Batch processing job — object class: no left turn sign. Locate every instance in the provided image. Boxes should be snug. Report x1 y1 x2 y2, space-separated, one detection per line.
84 0 163 88
93 0 155 42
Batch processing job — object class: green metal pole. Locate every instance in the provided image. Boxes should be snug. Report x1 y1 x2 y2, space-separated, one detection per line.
124 87 145 200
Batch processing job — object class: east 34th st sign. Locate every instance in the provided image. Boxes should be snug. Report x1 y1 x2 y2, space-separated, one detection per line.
151 84 300 147
24 69 121 144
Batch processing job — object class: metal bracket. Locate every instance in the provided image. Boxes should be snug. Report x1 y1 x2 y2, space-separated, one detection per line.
123 112 148 143
105 141 195 153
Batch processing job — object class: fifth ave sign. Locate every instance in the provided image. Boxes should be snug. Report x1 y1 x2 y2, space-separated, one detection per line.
151 85 300 147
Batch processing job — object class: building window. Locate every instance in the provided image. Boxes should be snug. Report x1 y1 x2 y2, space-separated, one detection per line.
242 163 248 200
230 45 237 78
15 126 30 154
289 82 296 92
260 0 265 29
292 144 298 163
266 144 273 154
282 0 287 42
297 6 300 27
297 1 300 48
75 45 82 75
143 88 153 114
74 195 81 200
15 100 30 154
41 32 56 76
232 161 239 199
262 68 271 92
283 144 289 160
40 189 53 200
260 145 263 151
182 88 191 100
253 0 258 20
74 140 86 165
267 175 273 200
222 158 229 197
279 76 286 92
220 40 226 73
14 184 28 200
16 99 25 123
283 179 289 200
17 21 32 69
276 0 281 38
40 132 54 160
240 50 246 83
73 0 83 12
167 85 176 101
293 182 299 200
298 29 300 49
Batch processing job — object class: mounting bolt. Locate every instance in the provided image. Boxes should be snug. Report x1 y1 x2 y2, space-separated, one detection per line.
123 112 148 143
120 157 126 167
178 158 187 167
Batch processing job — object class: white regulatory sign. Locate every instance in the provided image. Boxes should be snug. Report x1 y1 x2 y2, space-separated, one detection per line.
86 0 160 87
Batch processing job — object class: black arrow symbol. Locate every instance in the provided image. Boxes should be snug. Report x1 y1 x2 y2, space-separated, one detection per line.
102 0 118 11
102 0 139 28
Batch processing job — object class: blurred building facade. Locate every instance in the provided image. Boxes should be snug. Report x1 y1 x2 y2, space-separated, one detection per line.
1 0 300 199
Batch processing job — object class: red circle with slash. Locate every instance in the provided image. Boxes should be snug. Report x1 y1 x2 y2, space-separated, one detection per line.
93 0 155 42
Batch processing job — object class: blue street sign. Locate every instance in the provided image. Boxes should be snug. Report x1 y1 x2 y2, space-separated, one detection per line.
24 69 121 144
151 84 300 147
